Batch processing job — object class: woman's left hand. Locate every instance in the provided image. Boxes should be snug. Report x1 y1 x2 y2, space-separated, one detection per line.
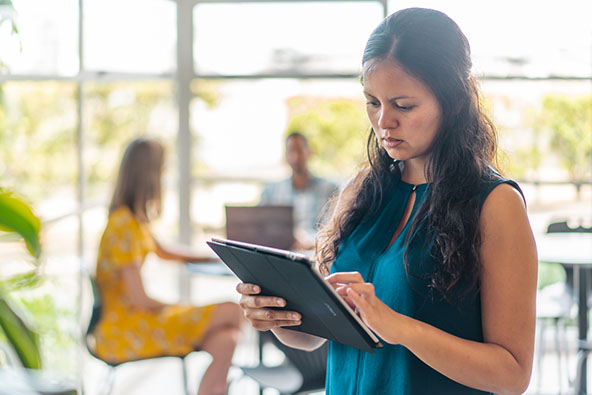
325 271 402 344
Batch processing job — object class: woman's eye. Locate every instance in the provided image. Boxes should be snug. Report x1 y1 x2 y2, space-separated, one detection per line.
366 101 379 108
395 103 414 111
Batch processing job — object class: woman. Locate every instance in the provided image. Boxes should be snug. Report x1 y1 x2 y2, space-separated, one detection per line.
236 8 537 394
93 138 242 395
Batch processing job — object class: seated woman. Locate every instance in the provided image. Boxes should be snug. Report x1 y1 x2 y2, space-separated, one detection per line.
93 137 242 395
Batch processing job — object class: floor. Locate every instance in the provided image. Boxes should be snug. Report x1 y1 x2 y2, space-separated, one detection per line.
79 267 585 395
81 318 584 395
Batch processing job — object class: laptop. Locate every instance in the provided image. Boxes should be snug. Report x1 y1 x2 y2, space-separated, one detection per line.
207 237 383 353
224 205 295 250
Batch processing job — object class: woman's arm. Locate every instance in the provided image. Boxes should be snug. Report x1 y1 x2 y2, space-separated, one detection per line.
152 237 214 263
120 262 167 310
236 283 327 351
330 183 537 394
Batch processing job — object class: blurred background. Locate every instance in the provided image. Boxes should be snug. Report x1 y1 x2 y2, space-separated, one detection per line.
0 0 590 394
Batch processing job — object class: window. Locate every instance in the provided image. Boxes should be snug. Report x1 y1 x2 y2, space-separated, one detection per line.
1 0 78 75
194 2 383 75
387 0 592 78
83 0 176 74
190 77 368 234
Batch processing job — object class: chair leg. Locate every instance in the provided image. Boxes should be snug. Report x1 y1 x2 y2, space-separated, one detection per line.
98 366 115 395
554 318 563 393
574 349 591 395
182 357 190 395
559 319 572 389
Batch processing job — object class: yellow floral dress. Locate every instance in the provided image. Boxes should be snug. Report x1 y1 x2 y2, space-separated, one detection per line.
92 206 216 364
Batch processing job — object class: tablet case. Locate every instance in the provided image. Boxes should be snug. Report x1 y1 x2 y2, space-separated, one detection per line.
207 238 383 353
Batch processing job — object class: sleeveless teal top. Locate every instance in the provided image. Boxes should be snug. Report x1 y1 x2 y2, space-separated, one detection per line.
326 173 521 394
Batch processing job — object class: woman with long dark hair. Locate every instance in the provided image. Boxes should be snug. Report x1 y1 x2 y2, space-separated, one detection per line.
236 8 537 394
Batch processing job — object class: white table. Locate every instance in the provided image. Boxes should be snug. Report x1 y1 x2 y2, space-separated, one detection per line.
185 260 234 277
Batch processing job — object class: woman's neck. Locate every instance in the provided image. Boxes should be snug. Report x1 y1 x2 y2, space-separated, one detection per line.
400 159 428 185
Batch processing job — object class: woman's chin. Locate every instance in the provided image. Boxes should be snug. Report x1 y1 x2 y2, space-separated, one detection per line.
383 147 403 161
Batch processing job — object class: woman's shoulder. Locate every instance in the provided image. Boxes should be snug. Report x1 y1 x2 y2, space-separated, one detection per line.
108 206 140 230
478 167 524 209
479 171 527 226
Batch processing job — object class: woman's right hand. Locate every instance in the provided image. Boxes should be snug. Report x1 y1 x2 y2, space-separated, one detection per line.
236 283 302 331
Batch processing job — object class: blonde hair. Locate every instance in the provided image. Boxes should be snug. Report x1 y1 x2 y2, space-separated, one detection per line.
109 138 165 222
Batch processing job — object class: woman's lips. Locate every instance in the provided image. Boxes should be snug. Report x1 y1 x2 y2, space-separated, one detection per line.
383 137 403 148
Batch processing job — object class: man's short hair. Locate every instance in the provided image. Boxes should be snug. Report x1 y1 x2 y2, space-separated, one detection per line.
285 131 308 146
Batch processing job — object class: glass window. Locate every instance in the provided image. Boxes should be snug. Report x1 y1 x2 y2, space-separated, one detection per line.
82 81 177 253
83 0 176 74
83 81 176 199
387 0 592 78
190 78 368 236
0 81 79 379
0 0 78 75
0 82 77 216
481 79 591 182
193 2 384 76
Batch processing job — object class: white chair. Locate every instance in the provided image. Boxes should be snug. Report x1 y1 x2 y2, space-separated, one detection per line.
535 280 574 392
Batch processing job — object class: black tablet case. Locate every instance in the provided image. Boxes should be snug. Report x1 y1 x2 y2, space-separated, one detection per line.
207 238 383 353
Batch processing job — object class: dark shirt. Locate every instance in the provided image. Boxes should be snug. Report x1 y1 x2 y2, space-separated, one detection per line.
326 172 522 394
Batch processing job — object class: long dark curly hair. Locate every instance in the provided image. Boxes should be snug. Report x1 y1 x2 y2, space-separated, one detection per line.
316 8 499 302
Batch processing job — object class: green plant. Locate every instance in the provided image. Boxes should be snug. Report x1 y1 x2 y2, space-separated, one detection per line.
285 96 369 177
0 189 42 369
0 192 77 395
535 94 592 183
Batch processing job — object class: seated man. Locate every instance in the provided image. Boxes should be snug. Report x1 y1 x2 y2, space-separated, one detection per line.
260 132 339 250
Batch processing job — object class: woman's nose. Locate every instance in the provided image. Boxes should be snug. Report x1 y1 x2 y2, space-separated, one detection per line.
377 107 398 130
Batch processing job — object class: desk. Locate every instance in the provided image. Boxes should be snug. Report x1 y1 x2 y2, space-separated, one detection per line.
185 260 234 278
183 260 236 301
537 233 592 393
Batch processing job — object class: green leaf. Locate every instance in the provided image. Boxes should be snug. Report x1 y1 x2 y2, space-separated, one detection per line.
0 190 41 258
0 270 43 291
0 295 42 369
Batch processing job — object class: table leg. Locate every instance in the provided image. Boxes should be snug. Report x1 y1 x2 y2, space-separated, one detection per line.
576 267 588 393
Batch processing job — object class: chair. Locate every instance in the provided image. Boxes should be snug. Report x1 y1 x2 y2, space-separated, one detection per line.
84 276 195 395
536 220 591 392
239 331 328 394
546 221 592 394
535 281 573 391
546 220 592 234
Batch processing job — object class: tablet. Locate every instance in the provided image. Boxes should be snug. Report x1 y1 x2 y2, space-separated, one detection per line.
207 238 384 353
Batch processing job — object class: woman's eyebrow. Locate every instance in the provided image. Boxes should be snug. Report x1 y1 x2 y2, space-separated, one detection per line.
389 96 415 104
363 91 414 101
